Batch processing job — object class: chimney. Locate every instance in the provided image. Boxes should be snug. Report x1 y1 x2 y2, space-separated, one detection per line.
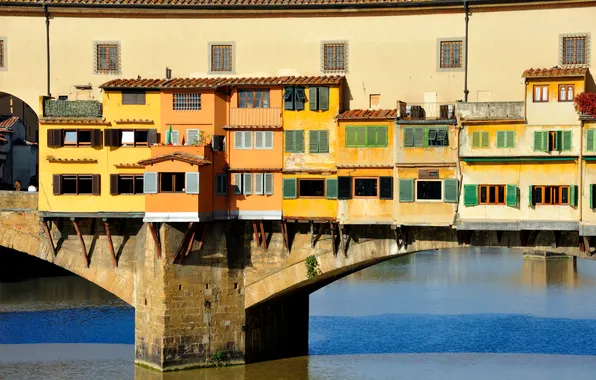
166 67 172 80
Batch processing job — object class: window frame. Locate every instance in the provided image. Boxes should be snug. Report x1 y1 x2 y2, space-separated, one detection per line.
415 179 443 202
478 184 506 205
403 127 449 148
159 172 186 193
238 89 270 109
209 42 234 73
533 85 549 103
115 174 144 195
560 34 589 66
122 90 146 105
533 185 570 205
62 129 92 147
298 178 326 199
255 131 274 150
173 92 201 111
345 125 389 148
94 41 121 75
439 40 463 69
120 129 149 147
321 41 348 73
59 174 96 195
233 131 253 150
353 177 379 199
558 84 575 102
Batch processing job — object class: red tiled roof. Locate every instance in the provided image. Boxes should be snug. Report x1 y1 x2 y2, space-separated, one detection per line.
0 136 7 142
224 125 282 130
100 76 344 89
137 151 211 166
522 67 589 78
336 109 397 120
39 117 110 125
0 116 20 129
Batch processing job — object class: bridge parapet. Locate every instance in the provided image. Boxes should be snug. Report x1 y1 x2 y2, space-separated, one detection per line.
0 191 38 211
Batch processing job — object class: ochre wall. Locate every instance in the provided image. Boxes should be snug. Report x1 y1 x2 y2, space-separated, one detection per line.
282 174 337 220
336 120 394 166
337 168 393 224
525 77 586 126
160 89 216 144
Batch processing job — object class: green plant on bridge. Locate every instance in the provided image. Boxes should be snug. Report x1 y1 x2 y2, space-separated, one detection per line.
305 255 322 280
211 351 228 367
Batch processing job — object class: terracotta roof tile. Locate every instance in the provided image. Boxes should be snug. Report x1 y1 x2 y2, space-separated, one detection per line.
0 116 20 129
100 76 344 89
46 156 98 163
224 125 282 130
0 136 7 142
114 119 154 124
137 151 211 166
228 167 282 172
336 109 397 120
114 163 145 168
0 128 13 133
336 164 393 168
522 67 589 78
39 117 110 125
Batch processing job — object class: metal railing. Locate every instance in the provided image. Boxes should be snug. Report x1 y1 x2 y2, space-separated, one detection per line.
44 100 102 118
397 101 456 120
229 107 282 127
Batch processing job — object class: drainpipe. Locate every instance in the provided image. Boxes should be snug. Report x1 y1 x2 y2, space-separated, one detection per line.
463 0 469 102
43 3 51 98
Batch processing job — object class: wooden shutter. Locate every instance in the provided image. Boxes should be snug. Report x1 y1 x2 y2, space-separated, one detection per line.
234 131 243 149
233 173 242 194
309 130 319 153
562 131 572 151
294 87 305 111
265 131 273 149
255 131 264 149
346 127 357 147
309 87 319 111
254 173 264 195
285 130 295 153
318 87 329 111
443 179 458 203
414 128 425 147
264 173 274 195
295 130 305 153
319 131 329 153
463 184 478 206
47 129 57 148
283 178 297 199
105 129 120 147
533 131 544 152
496 131 505 148
366 126 377 147
355 127 366 147
404 128 414 148
377 127 388 147
217 174 228 195
91 129 103 148
185 172 200 194
472 131 480 148
505 131 515 148
143 172 158 194
338 176 352 200
380 177 393 200
325 178 338 199
283 87 294 110
588 130 595 151
53 174 62 195
570 185 578 206
398 179 414 202
591 184 594 209
171 130 180 145
92 174 101 195
148 129 158 145
528 185 534 206
481 131 489 148
243 173 252 195
506 184 517 207
110 174 119 195
555 130 563 151
186 129 199 145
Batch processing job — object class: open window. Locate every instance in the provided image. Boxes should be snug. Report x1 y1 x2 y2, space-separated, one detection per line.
479 185 505 205
54 174 100 195
416 180 442 200
160 172 185 193
532 185 571 205
299 179 325 198
110 174 144 195
354 178 378 197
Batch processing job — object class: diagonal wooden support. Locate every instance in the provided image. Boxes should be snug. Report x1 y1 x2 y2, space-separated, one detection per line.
259 221 268 250
71 218 89 268
252 221 261 247
281 220 289 250
103 219 117 267
172 222 194 264
496 231 503 245
310 221 316 249
330 222 337 256
583 236 591 255
41 219 57 257
148 222 162 259
180 224 198 264
197 222 207 250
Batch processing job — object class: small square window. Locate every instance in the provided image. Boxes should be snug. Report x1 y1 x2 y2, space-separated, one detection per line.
369 94 381 110
440 41 463 69
321 41 348 73
558 85 575 102
94 41 121 74
561 35 588 66
121 131 135 145
533 85 549 102
210 44 233 73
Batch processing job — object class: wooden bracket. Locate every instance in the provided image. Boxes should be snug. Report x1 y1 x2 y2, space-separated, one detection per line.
310 221 324 249
41 219 57 257
259 221 268 250
172 222 194 264
339 225 350 257
252 222 261 247
103 219 117 267
71 218 89 268
394 227 407 250
197 222 207 251
148 222 162 259
581 236 591 255
281 221 289 250
180 224 198 264
330 222 337 256
457 230 471 245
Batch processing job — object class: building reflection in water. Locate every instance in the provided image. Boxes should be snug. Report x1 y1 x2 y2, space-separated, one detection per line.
521 257 578 289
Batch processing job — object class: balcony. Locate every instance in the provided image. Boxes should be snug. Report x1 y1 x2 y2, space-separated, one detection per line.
397 101 456 121
456 102 525 122
44 100 102 118
229 107 282 127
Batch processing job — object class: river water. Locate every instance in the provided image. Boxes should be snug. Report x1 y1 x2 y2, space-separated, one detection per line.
2 248 596 379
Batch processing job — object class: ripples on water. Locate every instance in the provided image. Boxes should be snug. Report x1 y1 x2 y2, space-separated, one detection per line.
2 248 596 379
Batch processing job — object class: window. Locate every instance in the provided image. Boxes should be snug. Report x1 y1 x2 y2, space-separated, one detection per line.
309 130 329 153
322 41 348 72
234 131 253 149
559 85 575 102
110 174 144 195
210 44 233 72
403 127 449 148
590 184 596 209
354 178 378 198
160 173 185 193
496 131 515 149
216 174 227 196
285 130 305 153
471 131 489 148
345 126 388 148
0 39 4 68
53 174 100 195
231 173 272 195
122 91 145 105
479 185 506 205
369 94 381 110
255 131 274 149
416 180 442 201
284 87 305 111
95 42 120 74
531 185 573 205
309 87 330 111
239 89 270 109
299 179 325 198
439 40 462 69
121 130 148 146
533 85 549 102
562 35 587 66
58 95 68 101
62 129 99 147
173 93 201 110
533 130 572 152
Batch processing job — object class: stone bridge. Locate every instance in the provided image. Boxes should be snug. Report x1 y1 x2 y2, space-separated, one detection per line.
0 191 593 371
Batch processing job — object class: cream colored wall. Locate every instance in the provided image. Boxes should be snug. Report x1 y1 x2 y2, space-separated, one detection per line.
2 5 596 115
582 161 596 224
524 78 585 126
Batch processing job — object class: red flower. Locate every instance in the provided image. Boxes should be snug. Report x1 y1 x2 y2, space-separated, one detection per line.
575 92 596 118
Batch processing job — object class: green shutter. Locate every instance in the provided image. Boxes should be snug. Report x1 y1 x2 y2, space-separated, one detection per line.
562 131 572 151
319 130 329 153
318 87 329 111
377 126 388 147
496 131 505 148
570 185 578 206
533 131 544 152
587 130 595 151
463 184 478 206
283 178 297 199
424 128 429 147
591 184 594 209
529 185 534 206
325 178 338 199
443 179 458 203
472 131 480 148
295 130 305 153
414 128 425 147
542 131 549 152
404 128 414 147
309 130 319 153
309 87 319 111
366 126 377 147
399 179 414 202
356 127 366 147
506 131 515 148
556 130 563 151
481 131 489 148
506 184 517 207
346 126 357 147
285 131 295 153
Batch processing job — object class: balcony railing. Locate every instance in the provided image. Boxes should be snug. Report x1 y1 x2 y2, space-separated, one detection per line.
456 102 525 121
229 107 282 127
44 100 102 118
397 101 456 121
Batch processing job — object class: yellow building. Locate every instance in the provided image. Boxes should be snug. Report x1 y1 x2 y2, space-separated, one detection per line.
581 116 596 236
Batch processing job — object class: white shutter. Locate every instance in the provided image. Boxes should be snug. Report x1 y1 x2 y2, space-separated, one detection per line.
185 172 200 194
254 173 264 194
233 173 242 194
243 173 252 195
264 173 273 195
265 131 273 149
143 172 158 194
186 129 199 145
244 131 253 149
171 130 180 145
234 131 242 149
255 131 264 149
